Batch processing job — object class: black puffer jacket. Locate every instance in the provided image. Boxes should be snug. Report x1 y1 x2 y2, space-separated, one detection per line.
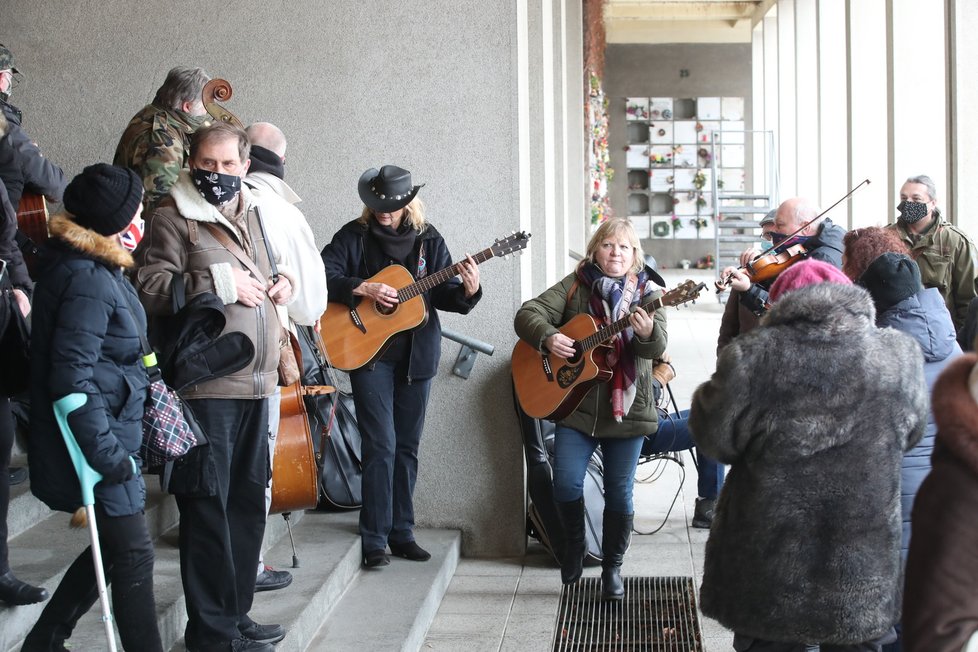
29 215 148 516
321 218 482 381
0 98 66 210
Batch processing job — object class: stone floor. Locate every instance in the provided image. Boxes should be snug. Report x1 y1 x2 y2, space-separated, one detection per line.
422 268 735 651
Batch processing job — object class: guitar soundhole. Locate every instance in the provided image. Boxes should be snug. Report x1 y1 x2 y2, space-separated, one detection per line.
375 301 396 316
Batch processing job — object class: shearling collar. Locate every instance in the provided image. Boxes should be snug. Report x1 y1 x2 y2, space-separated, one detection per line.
169 169 257 233
48 215 134 269
932 353 978 474
763 282 876 334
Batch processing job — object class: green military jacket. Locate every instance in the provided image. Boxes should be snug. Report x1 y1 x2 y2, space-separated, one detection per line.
113 104 203 210
888 217 978 333
514 270 668 439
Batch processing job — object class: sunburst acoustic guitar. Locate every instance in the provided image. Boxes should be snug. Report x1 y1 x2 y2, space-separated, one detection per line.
321 231 531 371
511 279 706 421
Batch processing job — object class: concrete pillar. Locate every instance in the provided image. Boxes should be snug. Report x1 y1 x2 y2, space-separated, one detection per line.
778 0 798 198
763 13 780 199
794 0 820 200
562 0 587 258
888 0 947 220
847 0 888 227
817 0 849 215
948 0 978 235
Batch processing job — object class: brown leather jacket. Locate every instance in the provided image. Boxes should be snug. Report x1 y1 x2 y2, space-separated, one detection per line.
133 171 279 399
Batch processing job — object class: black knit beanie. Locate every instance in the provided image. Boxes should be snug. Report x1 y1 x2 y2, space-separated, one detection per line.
857 252 923 312
63 163 143 236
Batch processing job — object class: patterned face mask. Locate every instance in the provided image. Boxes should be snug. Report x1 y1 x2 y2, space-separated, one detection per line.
191 168 240 207
119 217 144 252
897 200 929 224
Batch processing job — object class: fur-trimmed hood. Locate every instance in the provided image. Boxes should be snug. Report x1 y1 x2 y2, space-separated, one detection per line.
169 169 258 232
48 214 134 269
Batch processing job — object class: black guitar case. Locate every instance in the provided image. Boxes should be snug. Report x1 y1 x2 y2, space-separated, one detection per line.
514 382 603 564
295 325 363 510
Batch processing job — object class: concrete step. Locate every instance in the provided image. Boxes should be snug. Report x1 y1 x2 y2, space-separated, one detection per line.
1 481 179 652
307 528 461 651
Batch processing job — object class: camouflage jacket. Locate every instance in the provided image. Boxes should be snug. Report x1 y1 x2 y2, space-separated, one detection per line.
888 217 978 334
113 103 204 210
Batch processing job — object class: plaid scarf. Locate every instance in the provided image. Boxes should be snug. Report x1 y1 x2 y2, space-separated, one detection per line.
578 263 650 421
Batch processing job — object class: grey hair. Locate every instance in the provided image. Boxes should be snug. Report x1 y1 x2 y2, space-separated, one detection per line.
152 66 210 111
246 122 288 157
905 175 938 201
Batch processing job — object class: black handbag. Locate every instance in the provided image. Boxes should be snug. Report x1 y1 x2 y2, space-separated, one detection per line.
295 325 363 509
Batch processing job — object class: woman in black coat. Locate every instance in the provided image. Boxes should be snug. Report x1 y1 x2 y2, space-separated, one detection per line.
321 165 482 568
23 164 162 651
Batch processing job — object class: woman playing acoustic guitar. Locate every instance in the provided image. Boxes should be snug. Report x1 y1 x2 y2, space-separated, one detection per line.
321 165 481 569
513 217 667 601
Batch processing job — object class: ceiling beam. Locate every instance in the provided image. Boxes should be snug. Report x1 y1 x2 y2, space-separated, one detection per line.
606 2 757 20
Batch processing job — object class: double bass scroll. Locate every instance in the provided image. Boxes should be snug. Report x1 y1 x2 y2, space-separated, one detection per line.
201 79 244 129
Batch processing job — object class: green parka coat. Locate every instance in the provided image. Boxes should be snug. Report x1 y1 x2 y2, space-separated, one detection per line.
513 268 667 439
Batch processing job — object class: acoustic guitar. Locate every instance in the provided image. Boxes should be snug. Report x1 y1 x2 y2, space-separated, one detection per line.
269 329 336 515
511 280 706 421
321 231 531 370
15 192 49 277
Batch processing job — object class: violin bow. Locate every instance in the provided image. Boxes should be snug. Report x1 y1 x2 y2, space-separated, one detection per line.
716 178 871 292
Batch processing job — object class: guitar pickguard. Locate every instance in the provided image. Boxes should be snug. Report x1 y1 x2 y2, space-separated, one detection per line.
556 363 584 389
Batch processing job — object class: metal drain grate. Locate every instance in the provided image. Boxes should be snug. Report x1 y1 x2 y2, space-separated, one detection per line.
553 576 703 651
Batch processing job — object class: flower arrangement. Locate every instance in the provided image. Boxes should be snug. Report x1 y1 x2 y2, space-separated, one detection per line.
670 214 682 235
690 216 708 232
692 169 707 190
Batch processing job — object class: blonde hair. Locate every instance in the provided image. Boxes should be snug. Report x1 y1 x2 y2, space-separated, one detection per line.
358 196 427 233
583 217 646 275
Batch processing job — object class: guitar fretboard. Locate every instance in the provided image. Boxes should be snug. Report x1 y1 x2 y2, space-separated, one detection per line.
578 294 667 351
397 246 495 300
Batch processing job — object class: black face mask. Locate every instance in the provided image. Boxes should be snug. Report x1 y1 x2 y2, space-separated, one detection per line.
897 200 929 224
191 168 240 207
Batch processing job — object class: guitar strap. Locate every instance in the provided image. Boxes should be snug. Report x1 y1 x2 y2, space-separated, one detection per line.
565 279 580 305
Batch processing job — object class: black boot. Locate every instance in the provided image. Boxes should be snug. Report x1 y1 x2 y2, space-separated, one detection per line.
0 569 48 606
601 511 633 601
555 498 586 584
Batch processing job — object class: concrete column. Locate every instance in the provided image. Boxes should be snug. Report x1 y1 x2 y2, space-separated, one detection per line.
795 0 820 200
517 0 535 300
562 0 587 258
752 22 767 194
763 13 780 199
817 0 849 214
847 0 888 227
888 0 947 220
777 0 798 198
948 0 978 234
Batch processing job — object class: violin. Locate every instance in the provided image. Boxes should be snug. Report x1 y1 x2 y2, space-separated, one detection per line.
715 179 871 293
716 242 809 291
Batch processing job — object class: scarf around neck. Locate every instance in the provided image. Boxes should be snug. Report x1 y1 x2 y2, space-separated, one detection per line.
249 145 286 180
578 262 649 421
369 219 417 265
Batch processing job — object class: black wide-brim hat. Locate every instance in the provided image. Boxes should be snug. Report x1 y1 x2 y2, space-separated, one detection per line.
358 165 424 213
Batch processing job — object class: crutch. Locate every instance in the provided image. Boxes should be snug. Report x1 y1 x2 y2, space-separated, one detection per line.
53 393 121 652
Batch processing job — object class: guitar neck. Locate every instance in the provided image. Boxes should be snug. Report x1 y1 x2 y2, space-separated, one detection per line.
578 294 665 352
398 246 494 300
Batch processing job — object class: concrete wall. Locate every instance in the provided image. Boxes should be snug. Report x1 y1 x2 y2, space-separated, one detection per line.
604 43 752 268
2 0 589 557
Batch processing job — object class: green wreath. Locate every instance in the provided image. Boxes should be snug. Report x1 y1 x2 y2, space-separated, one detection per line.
652 221 670 237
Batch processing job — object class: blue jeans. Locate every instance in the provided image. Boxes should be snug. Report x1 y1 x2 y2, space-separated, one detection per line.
552 426 644 513
643 409 725 499
350 359 432 552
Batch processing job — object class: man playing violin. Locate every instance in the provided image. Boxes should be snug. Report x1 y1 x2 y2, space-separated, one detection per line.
719 197 846 316
716 210 776 354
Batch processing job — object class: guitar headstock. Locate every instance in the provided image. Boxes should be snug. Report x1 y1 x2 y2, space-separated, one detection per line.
659 280 707 308
490 231 531 258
